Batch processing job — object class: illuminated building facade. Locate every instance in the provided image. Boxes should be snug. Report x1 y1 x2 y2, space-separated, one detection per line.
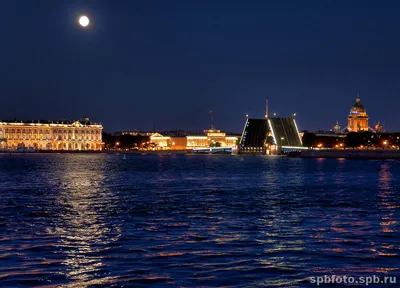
347 95 369 132
186 128 238 149
149 133 172 150
0 118 103 150
149 128 239 150
333 95 384 133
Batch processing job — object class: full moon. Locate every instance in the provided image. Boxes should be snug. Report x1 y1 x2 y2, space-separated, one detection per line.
79 16 90 27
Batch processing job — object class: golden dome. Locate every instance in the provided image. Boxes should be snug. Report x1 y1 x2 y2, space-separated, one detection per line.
349 95 366 114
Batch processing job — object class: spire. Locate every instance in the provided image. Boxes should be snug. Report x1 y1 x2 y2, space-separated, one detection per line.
208 111 214 129
265 97 269 118
356 93 361 103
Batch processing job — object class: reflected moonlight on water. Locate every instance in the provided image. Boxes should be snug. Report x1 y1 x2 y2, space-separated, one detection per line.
0 154 399 287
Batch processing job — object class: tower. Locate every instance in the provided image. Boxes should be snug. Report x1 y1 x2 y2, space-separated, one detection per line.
347 95 369 132
265 98 269 118
334 121 341 133
375 121 383 133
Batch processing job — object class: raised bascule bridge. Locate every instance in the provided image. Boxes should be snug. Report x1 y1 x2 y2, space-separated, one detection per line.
239 99 303 155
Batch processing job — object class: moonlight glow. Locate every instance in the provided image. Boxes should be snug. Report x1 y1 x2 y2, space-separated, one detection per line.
79 16 90 27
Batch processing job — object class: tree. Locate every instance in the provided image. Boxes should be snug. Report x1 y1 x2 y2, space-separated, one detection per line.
345 132 361 149
359 131 375 148
302 133 317 147
210 141 222 147
101 132 150 150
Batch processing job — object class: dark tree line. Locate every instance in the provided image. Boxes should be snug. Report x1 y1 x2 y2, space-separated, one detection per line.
102 132 150 149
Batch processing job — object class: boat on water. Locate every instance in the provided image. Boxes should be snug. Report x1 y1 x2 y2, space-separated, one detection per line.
16 146 36 153
192 147 233 155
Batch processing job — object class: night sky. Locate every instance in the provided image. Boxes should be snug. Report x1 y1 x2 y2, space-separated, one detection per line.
1 0 400 133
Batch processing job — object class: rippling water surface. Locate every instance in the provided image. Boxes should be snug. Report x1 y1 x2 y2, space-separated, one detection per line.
0 154 399 287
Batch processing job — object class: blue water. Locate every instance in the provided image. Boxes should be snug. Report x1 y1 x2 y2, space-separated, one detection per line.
0 154 399 287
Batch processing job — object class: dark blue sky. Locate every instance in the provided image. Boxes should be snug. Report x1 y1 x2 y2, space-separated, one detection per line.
1 0 400 133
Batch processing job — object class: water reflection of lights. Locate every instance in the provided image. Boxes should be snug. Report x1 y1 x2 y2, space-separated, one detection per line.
315 158 326 184
51 157 121 287
378 163 397 234
372 163 399 266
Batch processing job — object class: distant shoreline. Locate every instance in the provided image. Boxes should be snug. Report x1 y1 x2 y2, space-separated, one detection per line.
5 149 400 159
288 149 400 159
0 149 191 155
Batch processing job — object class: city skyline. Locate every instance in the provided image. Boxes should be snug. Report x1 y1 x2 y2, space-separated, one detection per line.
1 1 400 132
0 94 386 135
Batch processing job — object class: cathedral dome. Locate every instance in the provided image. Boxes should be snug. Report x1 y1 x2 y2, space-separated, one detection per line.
349 95 366 114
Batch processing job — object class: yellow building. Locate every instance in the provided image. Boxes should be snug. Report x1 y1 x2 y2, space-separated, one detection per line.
149 128 239 150
347 95 369 132
149 133 171 150
0 118 103 151
186 128 238 149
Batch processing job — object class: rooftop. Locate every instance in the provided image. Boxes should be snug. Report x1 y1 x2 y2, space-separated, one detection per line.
0 118 101 126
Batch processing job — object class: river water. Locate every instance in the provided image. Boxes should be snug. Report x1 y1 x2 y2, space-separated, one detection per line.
0 154 399 287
